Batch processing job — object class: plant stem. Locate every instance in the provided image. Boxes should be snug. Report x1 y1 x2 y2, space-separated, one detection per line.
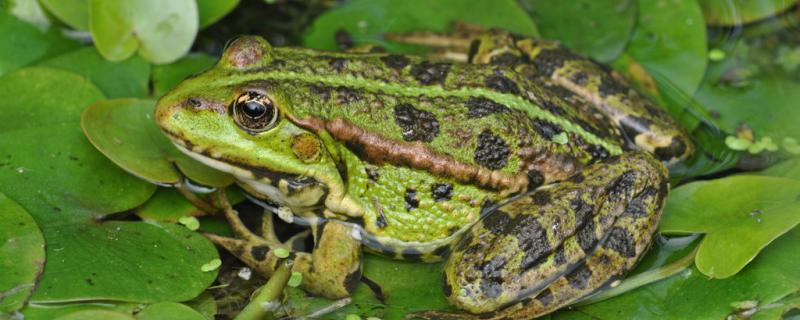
235 260 292 320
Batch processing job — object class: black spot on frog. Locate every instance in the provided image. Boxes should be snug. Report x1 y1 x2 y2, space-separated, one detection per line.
410 61 451 85
566 264 593 289
404 188 419 210
431 183 453 202
466 97 509 118
474 130 510 170
394 103 440 142
485 72 520 94
381 54 410 69
605 227 636 258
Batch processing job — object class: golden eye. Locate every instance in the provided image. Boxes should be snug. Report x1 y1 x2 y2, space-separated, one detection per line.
233 91 279 133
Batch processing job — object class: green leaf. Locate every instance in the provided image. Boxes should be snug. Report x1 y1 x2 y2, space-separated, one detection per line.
303 0 538 52
135 302 207 320
39 0 88 30
759 158 800 180
621 0 707 96
699 0 797 26
81 98 234 187
183 292 217 320
196 0 239 28
22 302 140 319
55 310 136 320
0 11 79 76
0 193 45 314
660 175 800 278
89 0 198 64
523 0 636 62
137 187 244 223
576 227 800 319
0 67 217 303
38 47 151 98
152 53 217 98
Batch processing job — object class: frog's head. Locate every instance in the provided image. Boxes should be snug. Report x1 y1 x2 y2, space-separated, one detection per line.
155 36 346 212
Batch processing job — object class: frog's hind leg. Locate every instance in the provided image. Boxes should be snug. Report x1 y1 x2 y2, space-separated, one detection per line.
205 190 362 299
426 152 668 319
512 38 694 163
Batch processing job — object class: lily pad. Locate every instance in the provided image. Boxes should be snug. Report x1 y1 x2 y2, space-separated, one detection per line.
39 47 151 98
660 175 800 278
89 0 198 64
197 0 239 28
137 187 244 223
81 98 234 187
55 310 136 320
303 0 538 52
0 193 45 314
759 158 800 180
152 53 217 98
39 0 88 30
699 0 798 26
0 67 217 304
135 302 207 320
0 11 79 76
523 0 636 62
576 227 800 319
621 0 707 96
22 302 140 319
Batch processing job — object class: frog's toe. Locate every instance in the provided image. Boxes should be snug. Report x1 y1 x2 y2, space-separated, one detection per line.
443 152 668 318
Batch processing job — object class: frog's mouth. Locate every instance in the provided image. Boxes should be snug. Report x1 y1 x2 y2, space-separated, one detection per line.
168 137 329 211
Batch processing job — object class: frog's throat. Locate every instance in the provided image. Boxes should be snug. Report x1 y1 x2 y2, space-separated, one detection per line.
210 69 623 156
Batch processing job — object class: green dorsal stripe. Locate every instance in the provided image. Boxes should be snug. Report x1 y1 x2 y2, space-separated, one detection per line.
214 71 623 155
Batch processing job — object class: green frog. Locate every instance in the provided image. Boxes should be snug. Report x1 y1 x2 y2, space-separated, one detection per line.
155 27 692 319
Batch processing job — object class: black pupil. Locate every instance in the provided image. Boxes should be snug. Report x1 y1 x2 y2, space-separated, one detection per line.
242 100 269 119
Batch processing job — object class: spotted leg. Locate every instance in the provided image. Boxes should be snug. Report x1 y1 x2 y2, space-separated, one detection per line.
410 152 668 319
205 190 362 299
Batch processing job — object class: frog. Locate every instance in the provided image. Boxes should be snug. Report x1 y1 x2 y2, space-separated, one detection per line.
154 26 692 319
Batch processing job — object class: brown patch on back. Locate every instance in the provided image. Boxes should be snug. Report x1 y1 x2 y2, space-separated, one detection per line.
518 146 583 184
292 116 529 193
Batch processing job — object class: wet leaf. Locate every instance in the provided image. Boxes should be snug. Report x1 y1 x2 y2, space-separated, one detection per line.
759 158 800 180
38 47 151 98
81 98 234 187
699 0 798 26
197 0 239 28
576 227 800 319
136 187 244 223
621 0 707 96
0 193 45 314
0 11 79 76
660 175 800 278
39 0 88 30
183 292 217 320
524 0 636 62
0 67 217 303
135 302 207 320
22 302 140 319
152 53 217 98
303 0 538 52
89 0 198 64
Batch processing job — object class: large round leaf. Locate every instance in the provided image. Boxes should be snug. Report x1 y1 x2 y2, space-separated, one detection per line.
196 0 239 28
621 0 707 96
0 11 79 76
135 302 206 320
0 67 217 303
660 175 800 278
524 0 637 62
81 98 234 187
699 0 798 26
89 0 198 64
303 0 538 52
575 227 800 319
39 0 89 30
152 53 217 98
38 47 151 98
0 193 45 314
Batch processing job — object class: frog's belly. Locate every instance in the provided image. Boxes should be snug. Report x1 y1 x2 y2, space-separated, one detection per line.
358 222 472 262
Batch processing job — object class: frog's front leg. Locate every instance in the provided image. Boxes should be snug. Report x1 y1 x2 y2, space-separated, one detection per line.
205 191 362 299
440 152 668 318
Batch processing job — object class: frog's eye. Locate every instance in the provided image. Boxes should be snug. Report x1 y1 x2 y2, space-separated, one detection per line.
232 92 279 133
